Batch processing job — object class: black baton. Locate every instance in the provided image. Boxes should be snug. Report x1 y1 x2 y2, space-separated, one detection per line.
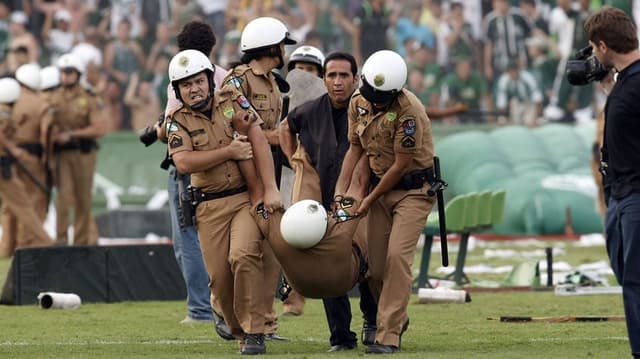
427 156 449 267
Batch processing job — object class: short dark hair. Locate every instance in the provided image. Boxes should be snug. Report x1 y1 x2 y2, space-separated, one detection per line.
323 52 358 77
177 21 217 56
584 6 638 54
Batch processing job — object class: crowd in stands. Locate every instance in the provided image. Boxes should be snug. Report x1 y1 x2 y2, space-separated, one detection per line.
0 0 634 130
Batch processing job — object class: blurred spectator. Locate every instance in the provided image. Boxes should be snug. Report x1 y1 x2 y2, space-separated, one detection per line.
218 29 240 70
408 44 443 107
196 0 227 49
420 0 444 35
440 1 478 69
352 0 397 64
439 56 492 123
149 51 170 109
547 0 594 123
171 0 203 31
394 5 435 57
482 0 530 82
124 72 160 131
494 60 543 126
109 0 142 38
525 35 558 108
144 22 177 72
102 75 124 131
520 0 549 36
103 18 145 88
42 9 79 65
140 0 171 49
0 4 10 69
407 67 433 104
7 11 39 72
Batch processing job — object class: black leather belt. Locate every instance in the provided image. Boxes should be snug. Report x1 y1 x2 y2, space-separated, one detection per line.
196 185 248 202
370 167 435 190
18 143 43 157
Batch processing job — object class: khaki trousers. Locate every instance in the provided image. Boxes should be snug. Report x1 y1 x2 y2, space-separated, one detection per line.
196 191 266 338
0 167 52 256
366 186 434 347
55 150 97 245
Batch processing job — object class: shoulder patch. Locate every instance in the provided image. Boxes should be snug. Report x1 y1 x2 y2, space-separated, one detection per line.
235 94 251 109
169 135 183 149
166 121 179 134
386 112 396 122
223 106 235 119
226 76 243 88
356 106 368 116
401 136 416 148
402 118 416 136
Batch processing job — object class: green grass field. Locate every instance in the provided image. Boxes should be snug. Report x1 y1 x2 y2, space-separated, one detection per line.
0 238 630 358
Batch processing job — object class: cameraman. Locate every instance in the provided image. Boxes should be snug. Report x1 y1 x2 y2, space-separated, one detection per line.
584 6 640 357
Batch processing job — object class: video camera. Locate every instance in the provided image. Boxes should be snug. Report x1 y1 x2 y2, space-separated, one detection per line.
138 112 165 147
566 45 610 86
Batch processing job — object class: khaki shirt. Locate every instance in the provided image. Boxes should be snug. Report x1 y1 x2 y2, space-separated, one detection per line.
223 64 282 131
348 89 434 176
12 89 49 144
166 84 263 193
49 85 102 131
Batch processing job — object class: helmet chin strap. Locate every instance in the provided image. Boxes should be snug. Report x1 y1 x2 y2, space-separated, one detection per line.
191 94 212 111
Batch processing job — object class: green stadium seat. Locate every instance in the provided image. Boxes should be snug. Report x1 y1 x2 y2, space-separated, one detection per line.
490 190 507 225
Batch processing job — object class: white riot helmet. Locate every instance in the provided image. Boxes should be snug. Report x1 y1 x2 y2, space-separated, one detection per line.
15 63 41 91
280 199 328 249
241 17 297 52
287 45 325 76
360 50 407 104
40 66 60 91
168 49 215 110
57 53 85 75
0 78 21 104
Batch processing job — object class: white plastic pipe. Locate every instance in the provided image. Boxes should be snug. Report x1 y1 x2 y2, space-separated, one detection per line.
37 292 81 309
418 287 470 304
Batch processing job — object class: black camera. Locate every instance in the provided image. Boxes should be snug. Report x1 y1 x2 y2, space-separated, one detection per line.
138 112 164 147
566 45 610 86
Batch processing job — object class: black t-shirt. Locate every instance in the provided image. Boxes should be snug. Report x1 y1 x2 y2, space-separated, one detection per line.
603 59 640 199
287 93 350 210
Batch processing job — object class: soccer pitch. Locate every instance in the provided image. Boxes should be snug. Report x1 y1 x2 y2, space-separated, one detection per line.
0 238 630 358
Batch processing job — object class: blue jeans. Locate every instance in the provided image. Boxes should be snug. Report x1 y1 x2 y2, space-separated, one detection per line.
168 167 213 321
605 192 640 357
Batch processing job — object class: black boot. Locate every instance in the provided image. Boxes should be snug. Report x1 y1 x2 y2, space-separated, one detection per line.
241 333 266 355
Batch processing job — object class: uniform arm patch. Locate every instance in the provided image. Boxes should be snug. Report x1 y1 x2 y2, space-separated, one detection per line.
169 135 183 149
401 135 416 148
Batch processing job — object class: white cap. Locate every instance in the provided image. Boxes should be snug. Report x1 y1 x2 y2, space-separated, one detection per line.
54 9 72 23
10 11 27 25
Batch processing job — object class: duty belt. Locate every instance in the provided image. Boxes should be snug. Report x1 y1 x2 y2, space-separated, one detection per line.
53 139 99 153
191 185 248 205
18 142 43 157
370 167 435 190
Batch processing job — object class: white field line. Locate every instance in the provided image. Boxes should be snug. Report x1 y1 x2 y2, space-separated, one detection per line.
0 337 327 346
527 336 628 343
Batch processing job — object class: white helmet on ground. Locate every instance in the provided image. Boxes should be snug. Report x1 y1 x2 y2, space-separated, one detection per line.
57 53 85 75
280 199 328 249
360 50 407 104
40 66 60 91
0 78 21 104
168 49 215 109
240 17 296 52
15 63 41 90
287 45 325 75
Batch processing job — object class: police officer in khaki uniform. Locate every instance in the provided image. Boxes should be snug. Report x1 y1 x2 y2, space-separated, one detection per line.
224 16 297 341
335 50 436 354
50 53 107 246
166 49 281 355
0 78 53 257
1 64 52 251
